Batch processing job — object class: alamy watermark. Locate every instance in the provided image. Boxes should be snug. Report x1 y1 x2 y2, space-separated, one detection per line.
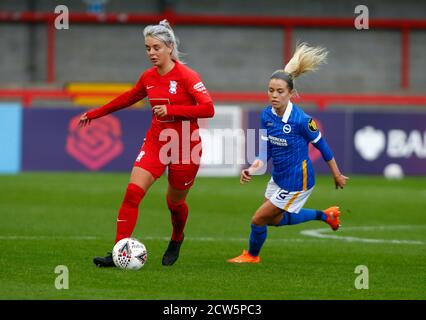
135 122 268 172
54 5 69 30
54 265 69 290
354 265 369 289
354 5 369 30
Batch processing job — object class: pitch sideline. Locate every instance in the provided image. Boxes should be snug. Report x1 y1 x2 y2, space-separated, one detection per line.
301 225 425 245
0 225 424 245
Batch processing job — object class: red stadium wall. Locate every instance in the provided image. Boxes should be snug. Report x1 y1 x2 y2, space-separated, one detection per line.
0 11 425 87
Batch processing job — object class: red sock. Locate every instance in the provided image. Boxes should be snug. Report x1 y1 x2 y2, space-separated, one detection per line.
115 183 145 243
166 196 188 242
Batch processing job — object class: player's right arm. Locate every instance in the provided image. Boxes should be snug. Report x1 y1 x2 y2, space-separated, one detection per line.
240 111 270 184
240 159 265 184
79 74 147 126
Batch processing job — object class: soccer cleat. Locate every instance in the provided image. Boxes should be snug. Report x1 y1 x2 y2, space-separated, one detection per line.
162 236 184 266
93 252 115 267
227 250 260 264
323 206 341 231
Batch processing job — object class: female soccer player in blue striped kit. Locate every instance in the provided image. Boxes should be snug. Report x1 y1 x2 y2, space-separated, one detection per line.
228 43 349 263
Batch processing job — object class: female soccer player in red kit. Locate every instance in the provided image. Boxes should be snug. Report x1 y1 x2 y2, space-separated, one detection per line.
79 20 215 266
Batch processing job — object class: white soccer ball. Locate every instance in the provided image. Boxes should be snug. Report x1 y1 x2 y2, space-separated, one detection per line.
112 237 148 270
383 163 404 180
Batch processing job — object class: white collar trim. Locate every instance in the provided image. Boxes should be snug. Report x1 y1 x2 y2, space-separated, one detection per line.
283 101 293 123
271 101 293 123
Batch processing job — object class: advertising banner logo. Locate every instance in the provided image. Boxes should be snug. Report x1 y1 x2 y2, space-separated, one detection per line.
66 114 123 170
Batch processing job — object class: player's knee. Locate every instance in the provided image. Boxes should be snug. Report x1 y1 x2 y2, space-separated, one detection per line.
123 183 145 207
251 216 266 226
166 196 187 211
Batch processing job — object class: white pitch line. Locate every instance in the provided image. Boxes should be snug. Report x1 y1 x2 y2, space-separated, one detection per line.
143 236 315 243
0 235 315 243
300 225 426 245
0 235 98 240
1 225 424 245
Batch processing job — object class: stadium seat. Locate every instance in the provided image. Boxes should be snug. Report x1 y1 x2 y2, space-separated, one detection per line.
65 82 145 107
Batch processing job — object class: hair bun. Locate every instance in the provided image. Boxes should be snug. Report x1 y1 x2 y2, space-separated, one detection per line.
159 19 172 29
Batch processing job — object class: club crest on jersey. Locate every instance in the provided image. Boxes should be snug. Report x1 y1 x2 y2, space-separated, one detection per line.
169 81 178 94
283 124 292 134
308 118 318 132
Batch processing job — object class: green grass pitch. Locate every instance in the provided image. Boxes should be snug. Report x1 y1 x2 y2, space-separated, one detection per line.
0 172 425 300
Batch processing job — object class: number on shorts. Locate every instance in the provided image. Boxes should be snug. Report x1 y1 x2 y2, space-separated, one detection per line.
276 190 289 200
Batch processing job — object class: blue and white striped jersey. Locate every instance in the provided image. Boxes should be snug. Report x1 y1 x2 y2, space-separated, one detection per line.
258 101 323 192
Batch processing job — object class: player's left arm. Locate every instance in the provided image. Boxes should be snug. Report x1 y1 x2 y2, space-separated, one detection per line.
165 72 215 119
326 157 349 189
301 117 349 189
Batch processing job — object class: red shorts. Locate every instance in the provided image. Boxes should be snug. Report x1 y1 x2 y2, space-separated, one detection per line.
133 138 201 190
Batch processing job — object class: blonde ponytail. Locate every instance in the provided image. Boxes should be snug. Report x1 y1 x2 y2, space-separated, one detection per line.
284 43 328 79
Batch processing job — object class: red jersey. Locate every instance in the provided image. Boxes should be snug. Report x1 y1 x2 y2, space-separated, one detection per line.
87 62 215 143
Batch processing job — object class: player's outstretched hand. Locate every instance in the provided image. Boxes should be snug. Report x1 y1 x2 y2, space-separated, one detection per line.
78 113 91 127
240 160 264 184
240 169 252 184
334 174 349 189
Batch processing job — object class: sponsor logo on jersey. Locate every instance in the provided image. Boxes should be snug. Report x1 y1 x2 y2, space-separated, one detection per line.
266 122 274 127
308 118 318 132
169 81 177 94
268 135 288 146
193 82 207 93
